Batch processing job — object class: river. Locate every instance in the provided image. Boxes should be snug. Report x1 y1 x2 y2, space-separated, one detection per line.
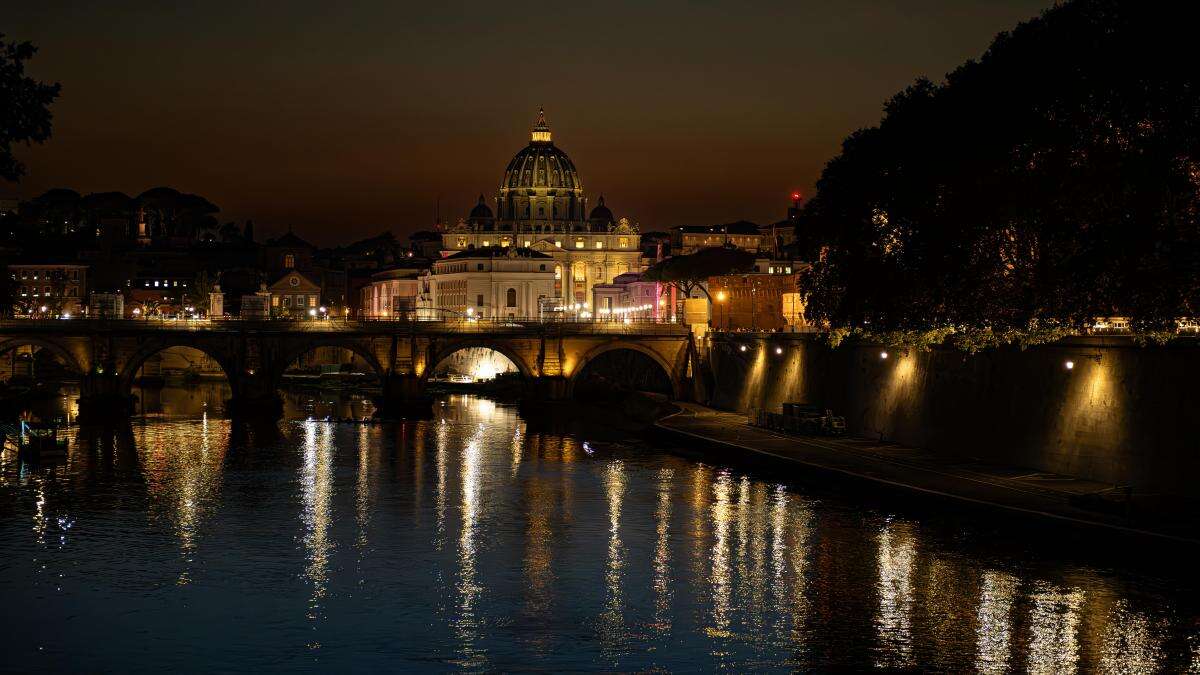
0 386 1197 671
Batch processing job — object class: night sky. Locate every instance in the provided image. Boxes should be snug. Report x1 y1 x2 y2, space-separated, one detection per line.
6 1 1049 245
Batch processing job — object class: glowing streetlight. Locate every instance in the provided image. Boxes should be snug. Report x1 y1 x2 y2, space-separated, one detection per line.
1065 360 1075 370
774 346 783 355
739 344 747 352
308 308 317 317
880 351 889 360
716 290 727 302
466 307 475 317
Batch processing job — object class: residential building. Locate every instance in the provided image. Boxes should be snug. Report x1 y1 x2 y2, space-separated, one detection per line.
9 263 88 315
361 267 424 318
671 221 763 255
268 270 322 317
428 246 555 319
708 260 811 331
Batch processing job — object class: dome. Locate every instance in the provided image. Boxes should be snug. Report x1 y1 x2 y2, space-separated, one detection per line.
468 194 493 220
588 195 614 223
500 108 582 191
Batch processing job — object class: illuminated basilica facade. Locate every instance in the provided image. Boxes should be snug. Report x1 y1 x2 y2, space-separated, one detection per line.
441 109 642 306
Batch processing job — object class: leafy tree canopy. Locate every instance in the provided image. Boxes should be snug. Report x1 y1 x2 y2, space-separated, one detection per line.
801 0 1200 338
0 35 60 182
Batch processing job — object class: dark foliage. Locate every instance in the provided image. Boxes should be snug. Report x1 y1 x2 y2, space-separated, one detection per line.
0 35 60 182
801 0 1200 335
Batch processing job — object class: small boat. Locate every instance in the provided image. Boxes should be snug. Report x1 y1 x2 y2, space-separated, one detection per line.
16 420 68 459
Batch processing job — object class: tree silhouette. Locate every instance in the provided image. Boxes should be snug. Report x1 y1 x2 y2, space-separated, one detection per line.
801 0 1200 338
644 246 755 301
0 34 60 182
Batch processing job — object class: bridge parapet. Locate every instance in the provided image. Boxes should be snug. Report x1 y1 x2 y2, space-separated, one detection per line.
0 318 695 422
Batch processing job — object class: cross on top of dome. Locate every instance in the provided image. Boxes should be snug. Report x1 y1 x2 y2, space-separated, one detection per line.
531 107 551 143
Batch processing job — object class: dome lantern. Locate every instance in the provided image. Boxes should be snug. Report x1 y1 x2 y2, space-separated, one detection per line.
531 107 551 143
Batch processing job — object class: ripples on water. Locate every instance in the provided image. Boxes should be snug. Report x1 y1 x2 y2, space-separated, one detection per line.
1 393 1198 672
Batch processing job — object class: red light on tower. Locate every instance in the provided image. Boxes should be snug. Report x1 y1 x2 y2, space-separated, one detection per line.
791 191 803 208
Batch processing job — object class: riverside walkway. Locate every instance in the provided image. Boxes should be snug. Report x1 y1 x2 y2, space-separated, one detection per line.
657 403 1200 545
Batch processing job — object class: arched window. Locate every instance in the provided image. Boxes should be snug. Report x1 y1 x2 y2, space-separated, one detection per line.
506 288 517 307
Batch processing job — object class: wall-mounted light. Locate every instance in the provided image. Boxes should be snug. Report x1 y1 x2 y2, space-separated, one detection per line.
739 345 747 352
1065 360 1075 370
774 346 783 355
880 351 889 360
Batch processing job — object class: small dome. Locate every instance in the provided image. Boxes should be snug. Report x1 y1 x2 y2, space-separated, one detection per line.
469 194 493 220
589 195 614 223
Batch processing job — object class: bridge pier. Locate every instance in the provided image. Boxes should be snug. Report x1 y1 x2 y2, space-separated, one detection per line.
77 373 135 425
225 373 283 421
526 375 570 401
374 374 433 420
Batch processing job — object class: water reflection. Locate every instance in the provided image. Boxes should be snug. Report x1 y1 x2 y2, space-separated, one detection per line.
1026 582 1084 673
300 420 334 631
2 392 1199 671
599 460 627 656
976 569 1019 673
875 520 917 669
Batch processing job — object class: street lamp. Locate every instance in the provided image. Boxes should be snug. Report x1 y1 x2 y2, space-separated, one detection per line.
308 308 317 318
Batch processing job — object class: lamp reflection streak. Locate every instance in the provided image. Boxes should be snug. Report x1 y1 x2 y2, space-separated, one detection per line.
709 470 734 639
874 521 916 669
652 467 674 633
453 421 485 668
1026 582 1084 674
975 570 1017 674
600 460 628 655
301 420 334 627
355 425 373 549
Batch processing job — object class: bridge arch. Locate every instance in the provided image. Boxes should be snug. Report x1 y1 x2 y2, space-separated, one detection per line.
422 338 535 382
274 338 387 385
118 338 238 393
567 341 684 399
0 337 86 376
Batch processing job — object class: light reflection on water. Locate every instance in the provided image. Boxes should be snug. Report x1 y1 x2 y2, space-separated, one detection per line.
1 391 1198 671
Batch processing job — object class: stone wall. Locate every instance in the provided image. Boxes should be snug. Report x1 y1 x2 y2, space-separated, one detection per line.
705 333 1200 497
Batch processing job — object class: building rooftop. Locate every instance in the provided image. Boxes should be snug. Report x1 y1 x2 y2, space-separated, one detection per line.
674 221 761 235
443 246 553 260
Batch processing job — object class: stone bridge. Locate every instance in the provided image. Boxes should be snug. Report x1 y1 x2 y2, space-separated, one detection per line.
0 319 695 422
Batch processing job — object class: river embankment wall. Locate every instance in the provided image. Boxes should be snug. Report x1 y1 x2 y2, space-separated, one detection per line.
705 333 1200 497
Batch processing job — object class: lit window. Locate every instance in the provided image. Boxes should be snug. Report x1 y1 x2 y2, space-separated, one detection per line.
575 240 584 249
524 240 531 247
555 240 562 248
619 237 629 248
309 296 317 307
482 240 490 247
284 254 295 269
154 281 159 287
594 241 603 249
